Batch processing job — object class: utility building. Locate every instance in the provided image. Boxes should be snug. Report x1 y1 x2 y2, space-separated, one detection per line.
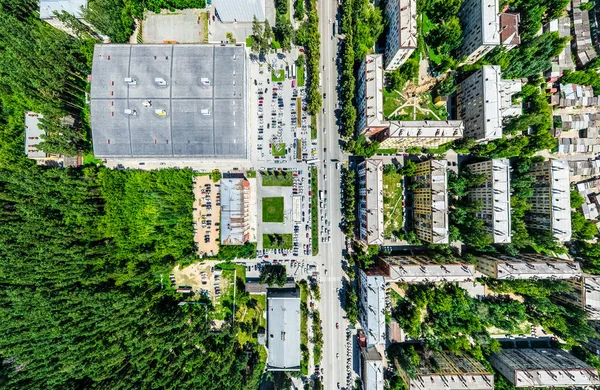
476 253 582 280
526 159 572 242
413 160 449 244
220 178 251 245
394 350 494 390
384 0 418 71
358 159 384 245
490 348 600 387
358 268 387 346
457 65 522 142
377 255 476 283
266 288 301 371
457 0 500 64
466 159 511 243
90 44 247 159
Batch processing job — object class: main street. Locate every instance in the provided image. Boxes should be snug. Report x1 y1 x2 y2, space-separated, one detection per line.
317 0 350 388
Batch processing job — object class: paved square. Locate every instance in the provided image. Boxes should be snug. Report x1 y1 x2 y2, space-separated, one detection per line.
143 9 205 43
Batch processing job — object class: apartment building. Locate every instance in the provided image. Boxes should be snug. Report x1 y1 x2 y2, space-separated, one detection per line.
358 159 384 245
360 346 385 390
384 0 418 71
490 348 600 387
457 0 500 64
394 350 494 390
466 159 511 243
377 255 476 283
476 253 582 280
413 160 449 244
358 268 387 346
526 159 572 242
457 65 522 141
357 54 388 136
372 120 464 150
555 276 600 320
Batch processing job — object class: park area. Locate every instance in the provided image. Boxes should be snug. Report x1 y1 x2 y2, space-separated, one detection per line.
260 170 293 186
383 89 447 121
262 197 284 223
383 166 404 238
263 233 293 249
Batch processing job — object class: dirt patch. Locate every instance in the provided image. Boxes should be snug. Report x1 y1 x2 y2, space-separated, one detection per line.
193 175 221 257
172 260 222 303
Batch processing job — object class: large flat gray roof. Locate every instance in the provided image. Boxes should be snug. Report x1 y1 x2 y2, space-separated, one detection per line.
40 0 86 20
213 0 265 22
90 44 247 159
267 288 301 371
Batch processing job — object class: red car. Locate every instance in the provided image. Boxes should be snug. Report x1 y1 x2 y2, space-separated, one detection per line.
336 323 339 329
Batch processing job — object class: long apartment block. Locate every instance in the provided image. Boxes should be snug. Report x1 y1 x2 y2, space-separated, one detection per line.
526 159 572 242
357 55 387 136
377 255 476 283
466 159 511 243
457 0 500 64
373 120 464 150
384 0 417 71
358 159 384 245
555 276 600 320
413 160 449 244
476 253 582 280
358 268 387 346
457 65 522 142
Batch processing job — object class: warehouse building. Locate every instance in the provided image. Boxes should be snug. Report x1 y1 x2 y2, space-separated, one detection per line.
266 287 301 371
220 178 251 245
90 44 247 159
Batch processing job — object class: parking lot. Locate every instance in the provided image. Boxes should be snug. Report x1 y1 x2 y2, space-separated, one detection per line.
171 261 222 302
193 176 221 257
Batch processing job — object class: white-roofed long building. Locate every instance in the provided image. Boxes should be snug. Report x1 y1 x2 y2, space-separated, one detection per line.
526 159 572 242
490 348 600 387
357 55 388 136
413 160 449 244
373 120 464 149
358 268 387 346
457 65 522 142
378 255 476 283
555 276 600 320
213 0 266 22
476 253 582 280
266 287 301 371
466 159 511 243
220 178 251 245
457 0 500 64
358 159 384 245
384 0 418 71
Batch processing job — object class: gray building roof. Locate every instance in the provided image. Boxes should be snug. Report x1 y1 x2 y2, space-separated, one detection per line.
40 0 86 20
90 44 247 159
24 112 46 159
267 288 301 371
490 348 600 387
220 178 250 245
213 0 265 22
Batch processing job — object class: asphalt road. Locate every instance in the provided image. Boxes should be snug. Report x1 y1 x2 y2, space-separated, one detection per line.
317 0 351 388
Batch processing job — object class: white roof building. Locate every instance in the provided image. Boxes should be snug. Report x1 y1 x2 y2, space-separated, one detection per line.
213 0 266 22
358 268 387 346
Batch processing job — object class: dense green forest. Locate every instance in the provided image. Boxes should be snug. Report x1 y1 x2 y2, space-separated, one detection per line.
0 1 264 388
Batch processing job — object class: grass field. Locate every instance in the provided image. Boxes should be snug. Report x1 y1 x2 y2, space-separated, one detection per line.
263 234 293 249
262 197 284 223
261 171 294 186
311 116 317 140
383 167 404 238
272 69 285 82
236 294 266 345
272 142 286 157
297 59 305 87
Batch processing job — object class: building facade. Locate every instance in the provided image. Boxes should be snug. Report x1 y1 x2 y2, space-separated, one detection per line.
220 178 251 245
555 276 600 320
384 0 418 71
526 159 572 242
457 0 500 64
394 350 494 390
413 160 449 244
457 65 522 141
357 54 388 136
490 348 600 387
373 120 464 149
358 159 385 245
476 253 582 280
358 268 387 346
466 159 511 243
377 255 476 283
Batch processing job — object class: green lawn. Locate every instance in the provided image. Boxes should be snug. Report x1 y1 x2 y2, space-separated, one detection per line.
263 234 293 249
311 116 317 140
297 60 305 87
262 197 284 223
246 36 253 47
246 170 257 178
83 153 101 165
383 167 404 238
272 69 285 82
383 88 406 118
272 142 286 157
236 294 266 345
377 148 398 155
260 171 294 186
213 263 246 320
